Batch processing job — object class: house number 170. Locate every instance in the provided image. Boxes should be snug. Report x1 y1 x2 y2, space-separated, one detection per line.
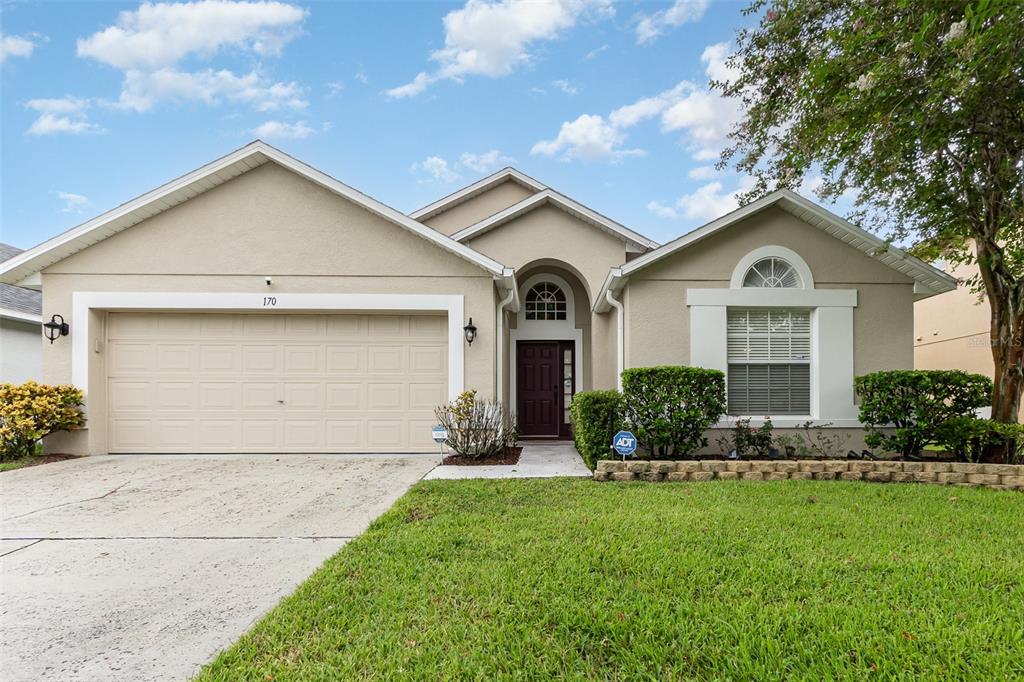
263 297 277 307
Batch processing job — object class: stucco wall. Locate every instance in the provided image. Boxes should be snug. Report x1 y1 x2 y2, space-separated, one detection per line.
40 162 498 455
625 206 916 377
1 318 42 384
422 180 537 236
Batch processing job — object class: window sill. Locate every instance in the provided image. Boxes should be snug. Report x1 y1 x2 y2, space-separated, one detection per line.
715 417 862 429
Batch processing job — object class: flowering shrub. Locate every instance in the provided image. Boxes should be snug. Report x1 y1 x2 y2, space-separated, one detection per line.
0 381 85 461
434 390 517 459
717 418 775 458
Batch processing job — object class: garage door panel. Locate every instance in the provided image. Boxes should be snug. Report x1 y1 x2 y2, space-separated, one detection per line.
107 312 447 453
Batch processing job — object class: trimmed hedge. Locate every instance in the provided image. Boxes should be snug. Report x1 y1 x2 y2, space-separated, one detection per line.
854 370 991 458
570 390 624 470
622 366 726 459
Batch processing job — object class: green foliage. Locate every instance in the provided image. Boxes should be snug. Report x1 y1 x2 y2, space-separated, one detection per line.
434 390 517 459
854 370 991 457
774 421 851 460
0 381 85 461
621 366 726 458
569 390 624 470
717 418 774 458
935 416 1024 464
722 0 1024 422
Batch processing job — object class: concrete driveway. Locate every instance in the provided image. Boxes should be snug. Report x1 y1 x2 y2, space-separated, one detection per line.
1 454 436 682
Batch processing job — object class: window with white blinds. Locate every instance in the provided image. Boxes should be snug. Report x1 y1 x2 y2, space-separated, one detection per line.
727 308 811 415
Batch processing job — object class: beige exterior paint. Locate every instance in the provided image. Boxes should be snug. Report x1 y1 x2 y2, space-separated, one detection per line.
422 180 537 236
41 162 498 455
1 318 41 383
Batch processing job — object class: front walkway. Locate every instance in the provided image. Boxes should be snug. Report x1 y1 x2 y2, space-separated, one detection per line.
424 441 591 480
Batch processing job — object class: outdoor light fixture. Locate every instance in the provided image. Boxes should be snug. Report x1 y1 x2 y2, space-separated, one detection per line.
43 314 69 344
463 318 477 346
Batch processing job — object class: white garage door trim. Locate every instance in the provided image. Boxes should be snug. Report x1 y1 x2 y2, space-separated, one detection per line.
72 292 465 409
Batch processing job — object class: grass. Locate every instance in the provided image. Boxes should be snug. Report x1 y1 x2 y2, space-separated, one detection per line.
197 479 1024 681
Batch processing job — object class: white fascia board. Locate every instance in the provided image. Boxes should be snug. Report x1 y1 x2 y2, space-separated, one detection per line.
0 308 42 324
452 190 659 251
1 141 510 284
686 288 858 308
593 268 624 313
409 168 546 220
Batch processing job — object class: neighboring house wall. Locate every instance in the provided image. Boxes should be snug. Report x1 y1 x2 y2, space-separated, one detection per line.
39 162 499 455
422 180 537 236
1 318 42 383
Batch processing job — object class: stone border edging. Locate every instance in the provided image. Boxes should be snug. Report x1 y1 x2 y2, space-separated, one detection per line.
593 459 1024 491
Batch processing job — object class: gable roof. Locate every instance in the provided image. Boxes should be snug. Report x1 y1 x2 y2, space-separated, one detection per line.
594 189 956 312
0 243 41 323
450 188 659 251
409 167 546 222
0 141 514 289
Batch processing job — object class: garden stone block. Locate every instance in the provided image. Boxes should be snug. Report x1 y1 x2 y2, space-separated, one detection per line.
611 472 636 482
691 471 714 482
641 471 664 482
951 462 982 474
874 461 902 473
596 461 624 473
651 461 676 474
726 461 752 472
923 462 952 473
966 473 1000 486
790 471 813 480
625 460 650 473
740 471 764 481
798 460 824 472
849 461 874 473
812 472 836 480
839 471 863 481
766 471 789 481
983 464 1019 476
751 461 777 473
675 461 700 473
593 470 609 481
1000 476 1024 488
890 472 916 483
717 471 739 480
901 462 924 473
865 471 890 483
912 472 937 483
937 472 966 484
823 461 849 473
700 461 728 473
775 461 799 473
666 472 689 482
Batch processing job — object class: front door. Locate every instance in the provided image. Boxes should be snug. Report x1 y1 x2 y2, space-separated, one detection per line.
517 341 563 437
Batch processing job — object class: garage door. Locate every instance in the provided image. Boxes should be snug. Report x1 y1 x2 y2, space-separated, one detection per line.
106 312 448 453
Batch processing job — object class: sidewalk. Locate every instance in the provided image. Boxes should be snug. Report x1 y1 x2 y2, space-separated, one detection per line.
424 441 591 480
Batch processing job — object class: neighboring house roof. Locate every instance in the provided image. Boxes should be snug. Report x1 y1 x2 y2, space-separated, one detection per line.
594 189 957 312
0 243 42 324
409 167 546 222
0 141 516 293
450 188 660 252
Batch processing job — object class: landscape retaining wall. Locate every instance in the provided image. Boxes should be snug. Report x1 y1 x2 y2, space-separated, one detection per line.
593 459 1024 492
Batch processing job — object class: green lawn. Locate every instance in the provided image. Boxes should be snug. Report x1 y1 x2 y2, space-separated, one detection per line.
197 479 1024 681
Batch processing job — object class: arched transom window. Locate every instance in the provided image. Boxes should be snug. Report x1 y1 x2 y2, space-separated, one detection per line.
525 281 567 320
742 257 802 289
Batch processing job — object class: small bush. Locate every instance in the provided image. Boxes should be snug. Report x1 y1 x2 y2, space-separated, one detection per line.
717 418 774 458
0 381 85 461
854 370 991 457
434 390 517 459
935 416 1024 464
621 366 726 459
570 390 624 469
774 421 852 459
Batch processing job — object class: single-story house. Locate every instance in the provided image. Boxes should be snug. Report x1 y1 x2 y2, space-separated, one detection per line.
1 243 42 384
0 141 955 455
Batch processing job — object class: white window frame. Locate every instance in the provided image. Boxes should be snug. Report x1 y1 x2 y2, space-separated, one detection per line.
726 308 812 416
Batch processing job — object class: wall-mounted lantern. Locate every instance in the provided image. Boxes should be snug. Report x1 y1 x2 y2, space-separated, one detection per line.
463 318 477 346
43 314 69 344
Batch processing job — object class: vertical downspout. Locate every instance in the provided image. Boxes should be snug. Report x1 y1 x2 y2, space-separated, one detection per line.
605 289 624 391
496 287 516 404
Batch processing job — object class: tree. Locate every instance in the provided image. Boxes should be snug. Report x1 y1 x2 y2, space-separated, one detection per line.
718 0 1023 427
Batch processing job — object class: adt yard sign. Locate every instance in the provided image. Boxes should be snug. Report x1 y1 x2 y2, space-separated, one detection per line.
431 425 448 444
613 430 637 458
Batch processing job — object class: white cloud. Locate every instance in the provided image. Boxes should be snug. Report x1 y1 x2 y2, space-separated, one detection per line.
531 113 644 162
75 1 308 113
326 80 344 97
57 191 91 213
635 0 709 44
414 156 461 183
460 149 514 173
250 120 314 139
584 43 608 60
1 34 36 63
354 70 368 84
25 97 104 136
648 176 755 223
608 81 689 128
646 200 679 219
688 165 718 180
387 0 613 98
551 79 578 95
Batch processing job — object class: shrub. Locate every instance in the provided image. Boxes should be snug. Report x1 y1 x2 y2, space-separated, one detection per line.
935 416 1024 464
570 390 624 469
621 366 726 459
434 390 517 459
774 421 852 459
854 370 991 457
717 418 775 458
0 381 85 461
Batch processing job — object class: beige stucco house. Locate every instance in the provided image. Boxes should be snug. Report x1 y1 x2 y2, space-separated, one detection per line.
0 141 955 455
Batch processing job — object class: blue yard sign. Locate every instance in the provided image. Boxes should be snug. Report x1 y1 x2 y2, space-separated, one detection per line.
613 430 638 458
431 425 448 444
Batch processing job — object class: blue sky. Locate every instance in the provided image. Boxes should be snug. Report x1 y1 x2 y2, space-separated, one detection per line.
0 0 795 250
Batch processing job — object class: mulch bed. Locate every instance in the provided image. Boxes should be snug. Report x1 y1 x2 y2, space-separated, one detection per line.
442 446 522 466
1 453 84 472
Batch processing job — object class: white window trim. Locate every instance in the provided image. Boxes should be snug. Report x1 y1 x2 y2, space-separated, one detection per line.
509 273 583 420
730 245 815 289
72 292 466 410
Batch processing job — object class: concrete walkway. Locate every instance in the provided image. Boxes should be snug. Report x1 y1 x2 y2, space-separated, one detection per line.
424 441 591 480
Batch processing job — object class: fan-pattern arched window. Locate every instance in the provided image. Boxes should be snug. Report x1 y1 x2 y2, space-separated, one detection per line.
525 281 567 320
742 257 802 288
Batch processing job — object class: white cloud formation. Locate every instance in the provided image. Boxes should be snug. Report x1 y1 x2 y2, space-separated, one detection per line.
414 156 461 183
250 120 314 139
57 191 91 213
460 149 514 173
551 79 578 95
584 43 608 60
75 1 308 113
648 176 755 223
531 113 644 162
25 97 105 136
635 0 709 44
1 34 36 63
386 0 613 98
688 165 718 180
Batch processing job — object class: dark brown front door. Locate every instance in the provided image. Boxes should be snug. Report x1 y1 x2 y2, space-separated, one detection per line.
517 341 561 437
